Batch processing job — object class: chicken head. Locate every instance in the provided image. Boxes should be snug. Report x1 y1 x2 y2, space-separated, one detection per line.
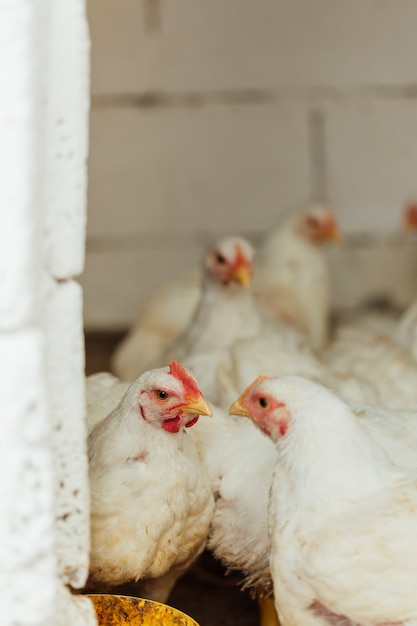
230 375 291 442
123 359 212 433
204 236 254 287
296 206 341 245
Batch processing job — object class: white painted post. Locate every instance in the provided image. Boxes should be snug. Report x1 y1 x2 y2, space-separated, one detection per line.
0 0 95 624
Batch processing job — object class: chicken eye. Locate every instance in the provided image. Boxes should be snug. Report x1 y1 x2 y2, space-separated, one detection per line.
306 216 319 229
156 390 169 401
258 397 269 409
215 253 226 264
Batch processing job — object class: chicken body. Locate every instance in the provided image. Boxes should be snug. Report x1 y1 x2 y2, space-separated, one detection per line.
254 205 339 352
372 202 417 364
87 362 214 602
215 323 386 412
216 329 332 410
189 405 276 595
323 325 417 409
232 375 417 626
396 297 417 362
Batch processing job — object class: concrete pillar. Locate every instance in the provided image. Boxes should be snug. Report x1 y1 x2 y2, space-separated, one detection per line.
0 0 95 624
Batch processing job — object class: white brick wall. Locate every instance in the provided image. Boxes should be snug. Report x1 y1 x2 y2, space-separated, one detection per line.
81 246 203 329
88 0 417 94
83 0 417 330
88 103 311 239
326 99 417 235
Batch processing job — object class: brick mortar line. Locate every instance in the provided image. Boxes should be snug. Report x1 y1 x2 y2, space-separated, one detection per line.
91 85 417 109
85 232 416 253
85 230 261 252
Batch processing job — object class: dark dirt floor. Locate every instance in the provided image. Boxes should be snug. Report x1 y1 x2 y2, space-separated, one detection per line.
171 554 259 626
85 332 259 626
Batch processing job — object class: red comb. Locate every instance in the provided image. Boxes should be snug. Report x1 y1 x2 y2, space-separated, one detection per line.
169 360 201 399
405 203 417 227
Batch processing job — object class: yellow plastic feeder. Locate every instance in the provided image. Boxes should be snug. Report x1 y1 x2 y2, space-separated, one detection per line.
87 594 200 626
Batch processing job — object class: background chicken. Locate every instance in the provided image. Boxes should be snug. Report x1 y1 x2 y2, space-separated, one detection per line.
87 361 214 603
148 236 262 403
396 297 417 362
317 204 417 410
216 331 320 409
232 375 417 626
157 237 256 360
323 324 417 409
111 204 340 382
331 202 417 353
395 202 417 361
214 288 414 411
253 204 340 352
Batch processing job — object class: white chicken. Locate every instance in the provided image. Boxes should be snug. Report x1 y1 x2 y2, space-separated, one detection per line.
158 237 257 362
188 378 417 626
323 324 417 409
111 204 339 382
216 316 404 409
87 360 214 603
152 236 268 404
396 298 417 362
254 204 340 352
231 375 417 626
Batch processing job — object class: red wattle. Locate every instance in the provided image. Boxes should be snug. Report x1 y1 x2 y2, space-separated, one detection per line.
162 416 182 433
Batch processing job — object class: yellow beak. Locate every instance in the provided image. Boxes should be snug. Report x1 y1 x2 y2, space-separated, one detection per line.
229 398 252 418
182 396 213 417
232 265 252 287
403 217 417 232
327 224 342 242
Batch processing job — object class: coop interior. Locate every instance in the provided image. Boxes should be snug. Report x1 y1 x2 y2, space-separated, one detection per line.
74 2 417 625
80 2 417 625
4 2 417 626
